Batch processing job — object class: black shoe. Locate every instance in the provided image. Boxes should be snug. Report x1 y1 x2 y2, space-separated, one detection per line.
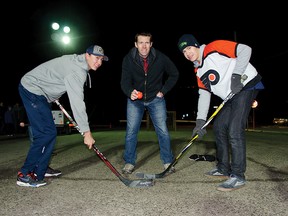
45 166 62 177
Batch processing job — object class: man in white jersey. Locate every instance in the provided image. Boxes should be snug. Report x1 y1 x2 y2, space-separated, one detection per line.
178 34 264 191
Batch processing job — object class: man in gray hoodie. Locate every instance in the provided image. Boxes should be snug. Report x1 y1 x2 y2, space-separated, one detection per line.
17 45 109 187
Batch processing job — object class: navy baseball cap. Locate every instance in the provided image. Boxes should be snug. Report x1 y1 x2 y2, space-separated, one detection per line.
86 45 109 61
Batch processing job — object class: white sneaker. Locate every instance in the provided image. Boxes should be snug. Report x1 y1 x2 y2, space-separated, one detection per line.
122 163 134 174
217 174 246 192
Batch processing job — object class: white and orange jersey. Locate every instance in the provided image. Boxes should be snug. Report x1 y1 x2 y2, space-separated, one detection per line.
195 40 258 100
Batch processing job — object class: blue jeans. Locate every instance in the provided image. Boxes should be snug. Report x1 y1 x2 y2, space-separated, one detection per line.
123 97 173 165
213 90 259 179
18 83 57 180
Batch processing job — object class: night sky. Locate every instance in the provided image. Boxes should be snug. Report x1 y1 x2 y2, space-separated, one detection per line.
2 1 288 126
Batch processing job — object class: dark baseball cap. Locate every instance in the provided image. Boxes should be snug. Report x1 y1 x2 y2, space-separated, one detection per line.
86 45 109 61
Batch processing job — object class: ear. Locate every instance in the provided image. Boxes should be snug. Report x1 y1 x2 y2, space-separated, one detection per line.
134 42 138 48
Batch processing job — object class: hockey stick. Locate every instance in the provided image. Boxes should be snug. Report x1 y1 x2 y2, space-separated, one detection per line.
135 92 235 179
54 100 154 188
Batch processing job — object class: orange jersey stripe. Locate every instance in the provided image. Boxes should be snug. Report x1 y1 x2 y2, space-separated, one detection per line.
196 40 238 92
203 40 237 59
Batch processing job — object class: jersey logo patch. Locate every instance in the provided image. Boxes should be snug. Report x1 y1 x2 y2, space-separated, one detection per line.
200 69 220 91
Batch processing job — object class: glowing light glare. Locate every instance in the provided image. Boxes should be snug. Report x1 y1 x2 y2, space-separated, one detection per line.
52 22 60 30
51 33 61 41
50 22 72 46
62 35 70 44
63 26 70 33
252 100 258 108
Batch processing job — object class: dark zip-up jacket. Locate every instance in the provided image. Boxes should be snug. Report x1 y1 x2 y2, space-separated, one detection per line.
121 47 179 102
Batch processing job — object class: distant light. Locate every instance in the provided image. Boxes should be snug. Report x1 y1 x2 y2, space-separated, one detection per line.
52 22 60 30
252 100 258 108
63 26 70 33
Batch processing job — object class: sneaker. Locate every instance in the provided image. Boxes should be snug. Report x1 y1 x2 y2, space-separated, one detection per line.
164 163 176 173
205 168 229 179
16 172 47 188
45 166 62 177
217 174 246 192
34 166 62 177
122 163 134 174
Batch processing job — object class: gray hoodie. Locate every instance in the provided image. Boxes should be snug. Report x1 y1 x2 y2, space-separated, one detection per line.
21 54 90 132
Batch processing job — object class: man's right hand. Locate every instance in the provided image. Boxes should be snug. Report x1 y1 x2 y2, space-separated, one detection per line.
131 89 139 100
83 131 95 149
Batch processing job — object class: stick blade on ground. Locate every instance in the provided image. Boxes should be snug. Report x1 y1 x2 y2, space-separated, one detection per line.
121 177 155 188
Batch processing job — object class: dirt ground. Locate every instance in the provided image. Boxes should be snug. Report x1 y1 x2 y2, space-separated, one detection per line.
0 127 287 216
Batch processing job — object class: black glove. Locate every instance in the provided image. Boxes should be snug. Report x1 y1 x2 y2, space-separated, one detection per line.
192 119 207 139
189 154 216 162
231 74 243 94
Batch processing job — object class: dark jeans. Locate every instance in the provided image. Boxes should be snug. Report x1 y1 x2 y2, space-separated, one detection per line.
213 89 259 180
123 97 173 165
18 83 57 180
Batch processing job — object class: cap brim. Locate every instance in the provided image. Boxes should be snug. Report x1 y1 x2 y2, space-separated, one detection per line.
92 54 109 61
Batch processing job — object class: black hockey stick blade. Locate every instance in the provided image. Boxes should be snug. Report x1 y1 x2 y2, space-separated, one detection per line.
92 145 155 188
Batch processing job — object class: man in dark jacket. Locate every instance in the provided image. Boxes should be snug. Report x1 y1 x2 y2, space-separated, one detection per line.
121 32 179 174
